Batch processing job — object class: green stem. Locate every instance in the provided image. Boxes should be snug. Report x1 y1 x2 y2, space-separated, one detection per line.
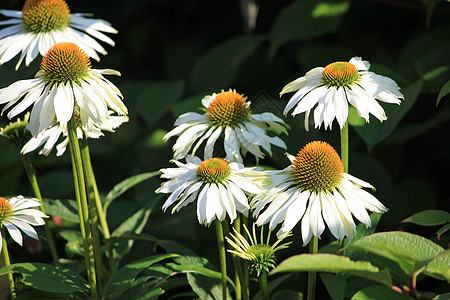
234 216 242 300
20 154 60 266
340 121 349 173
259 270 269 300
222 221 249 300
307 236 318 300
67 118 98 300
1 228 15 299
215 220 228 300
79 139 110 294
79 139 115 273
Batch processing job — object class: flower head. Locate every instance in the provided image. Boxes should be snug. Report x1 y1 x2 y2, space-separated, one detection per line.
0 42 127 136
21 110 128 156
0 195 47 252
0 0 117 69
163 90 288 163
226 224 291 276
156 156 266 226
0 113 31 148
280 57 403 130
252 141 387 245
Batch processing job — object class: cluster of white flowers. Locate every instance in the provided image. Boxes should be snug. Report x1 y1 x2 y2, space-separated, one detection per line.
0 0 127 249
157 56 403 245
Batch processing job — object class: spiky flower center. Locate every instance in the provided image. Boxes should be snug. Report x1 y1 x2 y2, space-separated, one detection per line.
322 62 359 87
22 0 70 33
207 91 250 127
196 158 231 184
0 197 13 223
291 141 344 193
40 42 91 85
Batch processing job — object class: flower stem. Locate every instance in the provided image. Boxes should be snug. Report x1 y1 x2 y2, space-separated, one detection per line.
20 154 60 266
259 269 269 300
215 220 228 300
340 121 349 173
307 236 318 300
1 228 15 299
79 138 106 294
67 118 98 300
234 215 242 300
222 221 249 300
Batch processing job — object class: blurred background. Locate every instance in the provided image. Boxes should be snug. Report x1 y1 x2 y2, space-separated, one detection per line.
0 0 449 298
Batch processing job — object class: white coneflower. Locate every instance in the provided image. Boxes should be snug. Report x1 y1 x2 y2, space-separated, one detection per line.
0 42 127 136
252 141 387 245
156 156 266 225
0 195 47 252
281 57 403 130
0 0 117 69
164 90 288 163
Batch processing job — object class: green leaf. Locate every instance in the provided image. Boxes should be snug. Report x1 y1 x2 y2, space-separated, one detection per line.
137 80 185 128
402 210 450 226
189 34 266 93
103 254 177 300
104 171 160 211
269 0 350 56
42 198 79 223
351 285 410 300
320 273 347 300
351 80 423 151
0 263 88 294
415 47 450 82
271 290 303 300
253 274 294 300
186 272 229 300
111 202 155 265
437 79 450 106
270 253 391 286
437 223 450 239
434 293 450 300
346 231 450 280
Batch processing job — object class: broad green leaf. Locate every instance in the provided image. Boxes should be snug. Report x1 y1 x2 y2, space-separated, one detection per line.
103 254 177 300
351 285 410 300
269 0 350 56
253 274 294 300
434 293 450 300
320 273 347 300
0 263 88 294
346 231 450 280
190 34 266 93
104 171 160 211
170 94 206 117
187 272 229 300
351 80 423 151
42 198 79 223
168 262 224 281
415 47 450 82
137 80 185 128
59 230 84 257
437 79 450 106
402 210 450 226
271 290 303 300
111 201 156 265
270 253 391 286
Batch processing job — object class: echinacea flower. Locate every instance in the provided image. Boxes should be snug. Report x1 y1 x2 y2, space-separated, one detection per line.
164 90 288 163
226 224 291 276
0 42 127 136
0 112 31 148
0 0 117 69
21 110 128 156
280 57 403 130
252 141 387 245
0 195 47 252
156 156 266 225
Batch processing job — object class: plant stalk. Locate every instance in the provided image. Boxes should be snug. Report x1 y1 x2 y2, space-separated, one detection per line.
215 220 228 300
20 154 60 266
67 118 98 300
259 269 269 300
307 236 318 300
1 228 15 299
340 121 349 173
